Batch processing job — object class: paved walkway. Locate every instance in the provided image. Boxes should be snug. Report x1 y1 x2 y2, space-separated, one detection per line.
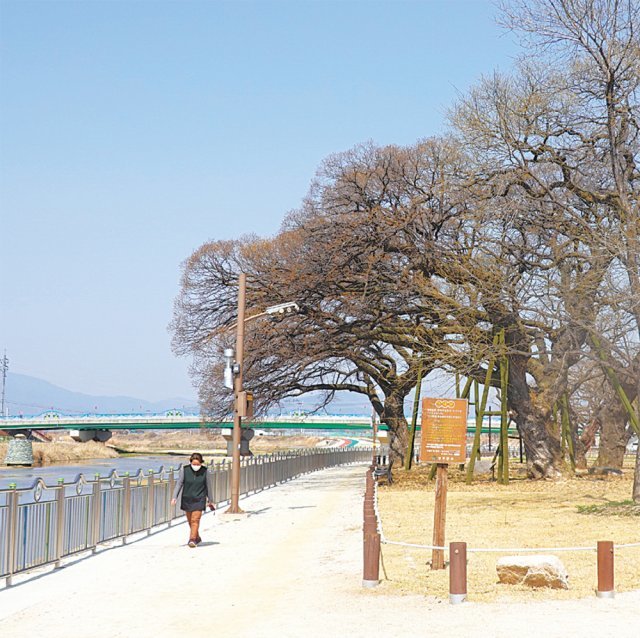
1 464 639 638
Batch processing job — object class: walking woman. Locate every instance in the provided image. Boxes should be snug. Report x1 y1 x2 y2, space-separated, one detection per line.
171 452 213 547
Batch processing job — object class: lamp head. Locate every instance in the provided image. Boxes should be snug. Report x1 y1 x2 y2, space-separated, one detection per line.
223 348 235 390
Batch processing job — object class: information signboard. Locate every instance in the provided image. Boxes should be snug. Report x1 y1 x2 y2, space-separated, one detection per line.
419 398 469 463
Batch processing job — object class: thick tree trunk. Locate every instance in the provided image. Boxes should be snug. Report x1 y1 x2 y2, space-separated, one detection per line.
508 355 563 478
381 393 409 465
597 403 631 469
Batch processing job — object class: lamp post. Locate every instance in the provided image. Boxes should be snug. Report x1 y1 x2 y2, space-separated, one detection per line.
223 273 299 514
227 273 247 514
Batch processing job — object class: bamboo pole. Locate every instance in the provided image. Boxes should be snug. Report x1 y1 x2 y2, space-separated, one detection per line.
498 330 510 485
590 334 640 436
466 347 497 484
561 393 576 470
405 360 424 471
460 376 474 400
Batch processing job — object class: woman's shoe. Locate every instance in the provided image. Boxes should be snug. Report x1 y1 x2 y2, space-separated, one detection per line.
188 539 197 548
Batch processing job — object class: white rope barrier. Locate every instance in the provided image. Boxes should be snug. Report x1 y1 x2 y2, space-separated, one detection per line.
371 477 640 554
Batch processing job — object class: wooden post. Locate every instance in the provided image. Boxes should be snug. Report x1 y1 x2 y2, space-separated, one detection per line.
596 540 614 598
363 470 380 587
431 463 448 570
449 541 467 604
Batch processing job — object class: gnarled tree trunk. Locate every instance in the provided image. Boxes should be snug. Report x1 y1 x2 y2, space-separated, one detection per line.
596 402 631 469
508 355 563 478
381 393 409 465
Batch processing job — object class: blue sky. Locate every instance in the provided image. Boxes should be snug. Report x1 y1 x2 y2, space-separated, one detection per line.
0 0 519 402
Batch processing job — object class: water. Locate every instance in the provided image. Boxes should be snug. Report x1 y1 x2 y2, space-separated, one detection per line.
0 455 191 490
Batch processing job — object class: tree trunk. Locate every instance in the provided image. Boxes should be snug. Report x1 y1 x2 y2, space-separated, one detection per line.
574 417 600 470
507 355 563 478
381 393 409 465
596 402 631 469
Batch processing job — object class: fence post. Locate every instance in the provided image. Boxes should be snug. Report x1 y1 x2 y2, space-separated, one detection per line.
449 542 467 604
54 478 65 567
362 470 380 588
91 474 101 553
167 467 174 525
122 473 131 542
147 470 155 534
596 540 615 598
5 483 18 586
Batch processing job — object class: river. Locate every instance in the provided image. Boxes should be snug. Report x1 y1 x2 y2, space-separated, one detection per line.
0 455 193 490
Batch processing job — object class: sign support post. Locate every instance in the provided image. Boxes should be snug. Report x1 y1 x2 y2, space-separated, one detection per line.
420 397 469 571
432 463 448 569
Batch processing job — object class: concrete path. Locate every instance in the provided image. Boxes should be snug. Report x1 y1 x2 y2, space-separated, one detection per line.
1 464 639 638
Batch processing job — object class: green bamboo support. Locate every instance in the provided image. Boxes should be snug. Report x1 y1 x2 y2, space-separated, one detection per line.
590 334 640 435
460 376 474 400
466 344 497 484
560 393 575 470
498 329 510 485
405 360 424 471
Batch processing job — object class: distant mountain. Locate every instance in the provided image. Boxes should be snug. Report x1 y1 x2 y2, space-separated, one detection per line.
3 371 465 419
3 372 198 416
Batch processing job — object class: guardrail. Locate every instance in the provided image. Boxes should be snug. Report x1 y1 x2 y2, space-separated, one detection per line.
0 447 371 585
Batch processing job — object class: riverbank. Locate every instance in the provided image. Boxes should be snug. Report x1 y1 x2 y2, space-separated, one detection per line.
0 431 330 468
109 430 326 455
0 440 118 467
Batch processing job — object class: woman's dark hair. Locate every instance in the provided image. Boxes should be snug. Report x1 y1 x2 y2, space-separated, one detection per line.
190 452 204 464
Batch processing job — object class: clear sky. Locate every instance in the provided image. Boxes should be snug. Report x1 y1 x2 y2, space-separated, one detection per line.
0 0 519 402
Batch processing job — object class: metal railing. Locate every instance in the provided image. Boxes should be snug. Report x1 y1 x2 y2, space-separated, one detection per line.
0 447 371 585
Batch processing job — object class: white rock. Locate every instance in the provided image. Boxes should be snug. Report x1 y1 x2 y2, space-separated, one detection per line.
496 555 569 589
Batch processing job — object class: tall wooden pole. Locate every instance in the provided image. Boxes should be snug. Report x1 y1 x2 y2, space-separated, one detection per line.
227 273 246 514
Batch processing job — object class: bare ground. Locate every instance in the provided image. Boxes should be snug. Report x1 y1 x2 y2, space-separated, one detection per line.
1 464 638 638
377 460 640 601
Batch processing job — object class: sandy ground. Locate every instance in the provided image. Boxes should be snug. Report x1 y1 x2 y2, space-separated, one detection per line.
1 464 639 638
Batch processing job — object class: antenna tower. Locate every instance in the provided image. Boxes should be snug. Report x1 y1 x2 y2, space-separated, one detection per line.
1 351 8 417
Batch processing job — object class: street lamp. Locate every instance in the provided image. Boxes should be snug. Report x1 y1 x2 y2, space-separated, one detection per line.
224 273 299 513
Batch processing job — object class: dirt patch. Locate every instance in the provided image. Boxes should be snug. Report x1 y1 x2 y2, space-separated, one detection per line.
376 458 640 602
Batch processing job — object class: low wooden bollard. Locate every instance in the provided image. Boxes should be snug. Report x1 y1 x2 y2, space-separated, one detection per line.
449 542 467 604
596 540 614 598
363 472 380 588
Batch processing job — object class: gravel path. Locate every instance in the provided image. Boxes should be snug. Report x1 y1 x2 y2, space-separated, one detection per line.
1 463 638 638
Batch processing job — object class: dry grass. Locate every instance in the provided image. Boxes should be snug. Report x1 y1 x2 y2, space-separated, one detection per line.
110 429 225 453
0 440 118 466
376 459 640 602
109 430 325 455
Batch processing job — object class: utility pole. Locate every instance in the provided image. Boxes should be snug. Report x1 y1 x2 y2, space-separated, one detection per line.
227 273 246 514
1 351 8 417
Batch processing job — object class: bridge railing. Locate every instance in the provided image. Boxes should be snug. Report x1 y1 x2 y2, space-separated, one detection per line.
0 447 372 585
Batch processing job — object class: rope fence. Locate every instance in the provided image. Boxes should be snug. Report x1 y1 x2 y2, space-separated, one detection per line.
372 481 640 553
364 467 640 602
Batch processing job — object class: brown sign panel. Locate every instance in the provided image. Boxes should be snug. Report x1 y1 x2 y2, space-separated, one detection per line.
420 398 469 464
